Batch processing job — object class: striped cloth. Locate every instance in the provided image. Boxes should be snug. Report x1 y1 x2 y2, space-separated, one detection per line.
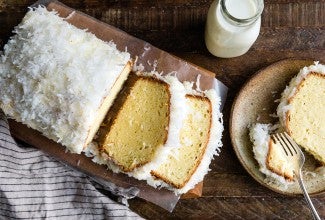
0 111 142 219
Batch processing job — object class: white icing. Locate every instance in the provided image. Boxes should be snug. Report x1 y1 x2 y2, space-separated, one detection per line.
0 6 130 153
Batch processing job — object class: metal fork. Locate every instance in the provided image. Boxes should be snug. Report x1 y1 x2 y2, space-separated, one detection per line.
271 132 321 220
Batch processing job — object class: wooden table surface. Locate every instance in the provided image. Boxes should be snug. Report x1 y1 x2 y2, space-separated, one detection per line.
1 0 324 219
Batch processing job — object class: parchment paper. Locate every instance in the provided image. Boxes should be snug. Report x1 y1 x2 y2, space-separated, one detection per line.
9 0 228 212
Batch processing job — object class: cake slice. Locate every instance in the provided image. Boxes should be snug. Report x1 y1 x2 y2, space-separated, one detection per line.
251 62 325 183
95 72 188 180
277 62 325 164
250 123 294 183
98 73 170 172
149 87 224 194
0 7 131 153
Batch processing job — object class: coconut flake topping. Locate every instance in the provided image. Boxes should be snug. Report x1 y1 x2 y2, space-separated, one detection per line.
0 6 130 153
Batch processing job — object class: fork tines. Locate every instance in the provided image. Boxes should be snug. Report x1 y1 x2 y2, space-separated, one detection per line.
271 132 298 156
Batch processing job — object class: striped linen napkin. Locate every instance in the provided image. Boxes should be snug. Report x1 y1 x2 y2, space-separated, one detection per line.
0 111 142 219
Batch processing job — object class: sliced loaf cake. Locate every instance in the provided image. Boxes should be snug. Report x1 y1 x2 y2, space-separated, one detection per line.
0 7 131 153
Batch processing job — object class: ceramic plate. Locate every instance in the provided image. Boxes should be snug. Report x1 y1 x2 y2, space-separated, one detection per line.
230 59 325 196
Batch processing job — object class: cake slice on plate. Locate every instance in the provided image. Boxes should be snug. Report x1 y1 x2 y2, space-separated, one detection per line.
250 62 325 183
250 123 294 183
277 62 325 164
0 6 132 153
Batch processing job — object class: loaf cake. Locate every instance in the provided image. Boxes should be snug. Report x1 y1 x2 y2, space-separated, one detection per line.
250 123 294 183
91 72 188 180
0 6 131 153
149 87 223 194
1 6 225 194
277 62 325 164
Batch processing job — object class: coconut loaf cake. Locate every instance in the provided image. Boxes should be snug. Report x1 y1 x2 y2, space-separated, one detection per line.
0 5 225 194
93 72 188 180
277 62 325 164
0 7 131 153
149 87 223 194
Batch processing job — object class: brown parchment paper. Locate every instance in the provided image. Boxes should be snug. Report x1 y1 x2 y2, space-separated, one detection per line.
9 0 228 212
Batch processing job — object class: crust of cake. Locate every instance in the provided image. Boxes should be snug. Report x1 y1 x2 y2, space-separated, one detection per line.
285 72 325 165
97 73 171 172
151 94 212 189
266 139 294 181
83 61 132 150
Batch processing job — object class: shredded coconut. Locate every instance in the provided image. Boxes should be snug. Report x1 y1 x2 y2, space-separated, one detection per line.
132 56 145 72
0 6 130 153
64 11 75 20
195 74 202 92
249 123 289 185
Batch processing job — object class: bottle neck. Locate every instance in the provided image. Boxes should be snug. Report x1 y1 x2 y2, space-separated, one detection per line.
220 0 264 27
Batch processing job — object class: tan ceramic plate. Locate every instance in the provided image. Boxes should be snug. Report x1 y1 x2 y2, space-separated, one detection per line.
230 59 325 196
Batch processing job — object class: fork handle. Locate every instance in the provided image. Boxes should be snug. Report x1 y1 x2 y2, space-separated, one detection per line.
297 172 321 220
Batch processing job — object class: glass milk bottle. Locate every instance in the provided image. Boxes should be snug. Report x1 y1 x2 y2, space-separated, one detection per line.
205 0 264 58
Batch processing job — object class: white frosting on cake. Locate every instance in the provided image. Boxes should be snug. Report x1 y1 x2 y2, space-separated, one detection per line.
250 123 288 184
0 7 130 153
85 72 188 180
277 62 325 126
